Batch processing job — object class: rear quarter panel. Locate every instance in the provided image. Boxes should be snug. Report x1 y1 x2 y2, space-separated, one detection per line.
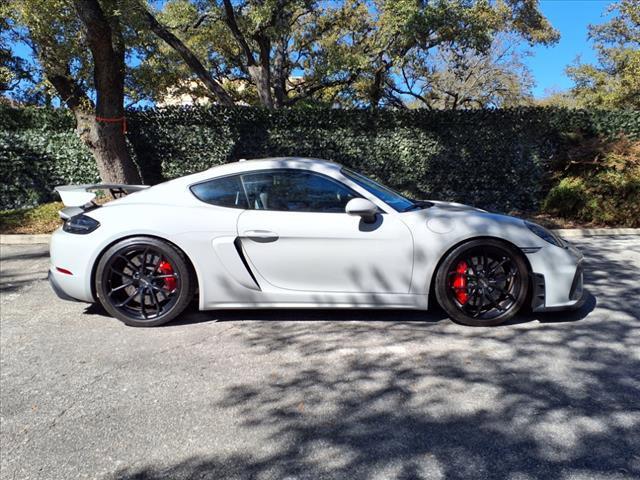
78 203 242 308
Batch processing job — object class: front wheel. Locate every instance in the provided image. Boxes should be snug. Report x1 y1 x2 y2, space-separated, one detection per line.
95 237 195 327
435 239 530 327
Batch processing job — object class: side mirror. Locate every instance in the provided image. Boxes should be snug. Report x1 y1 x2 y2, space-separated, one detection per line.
345 198 378 223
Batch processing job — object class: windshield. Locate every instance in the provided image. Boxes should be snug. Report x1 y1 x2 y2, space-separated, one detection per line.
341 168 416 212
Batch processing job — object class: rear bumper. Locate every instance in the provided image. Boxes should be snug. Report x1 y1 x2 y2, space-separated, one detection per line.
48 270 84 302
48 227 97 303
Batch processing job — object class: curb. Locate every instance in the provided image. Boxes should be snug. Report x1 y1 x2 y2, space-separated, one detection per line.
2 228 639 245
554 228 640 238
1 234 51 245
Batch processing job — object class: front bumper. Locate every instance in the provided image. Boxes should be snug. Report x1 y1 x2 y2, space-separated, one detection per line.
531 264 586 312
526 240 585 312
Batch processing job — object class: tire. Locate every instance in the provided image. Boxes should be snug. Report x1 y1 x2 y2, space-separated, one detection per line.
95 237 195 327
435 239 530 327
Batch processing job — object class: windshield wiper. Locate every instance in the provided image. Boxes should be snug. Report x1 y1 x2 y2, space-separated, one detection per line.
402 204 422 212
402 200 434 212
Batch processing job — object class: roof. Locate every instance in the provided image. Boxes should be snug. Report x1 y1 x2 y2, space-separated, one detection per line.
210 157 342 171
188 156 344 180
120 157 345 205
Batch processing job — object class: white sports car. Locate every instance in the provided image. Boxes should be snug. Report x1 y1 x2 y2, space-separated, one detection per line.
49 157 585 327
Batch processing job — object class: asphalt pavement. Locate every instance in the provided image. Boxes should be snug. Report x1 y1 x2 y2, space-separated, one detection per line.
1 237 639 480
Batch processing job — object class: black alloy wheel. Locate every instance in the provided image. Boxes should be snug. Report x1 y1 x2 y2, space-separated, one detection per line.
95 237 194 327
435 239 529 326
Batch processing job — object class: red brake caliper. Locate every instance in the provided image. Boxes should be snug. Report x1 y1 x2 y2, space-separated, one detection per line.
157 260 177 292
451 261 469 304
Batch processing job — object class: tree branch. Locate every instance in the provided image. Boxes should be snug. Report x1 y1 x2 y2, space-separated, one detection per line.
140 7 235 106
222 0 255 65
285 72 359 106
47 68 93 111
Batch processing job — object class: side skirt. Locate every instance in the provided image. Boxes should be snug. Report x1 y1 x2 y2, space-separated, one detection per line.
201 293 430 311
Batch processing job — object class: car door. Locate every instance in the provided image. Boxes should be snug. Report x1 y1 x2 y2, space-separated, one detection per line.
236 169 414 294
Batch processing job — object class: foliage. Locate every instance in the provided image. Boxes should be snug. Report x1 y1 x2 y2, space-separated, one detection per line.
0 0 560 110
2 0 88 97
0 106 99 208
543 136 640 226
2 104 639 224
1 18 26 93
122 0 559 109
330 0 558 107
400 35 535 109
535 87 579 109
2 0 145 106
0 201 63 234
567 0 640 109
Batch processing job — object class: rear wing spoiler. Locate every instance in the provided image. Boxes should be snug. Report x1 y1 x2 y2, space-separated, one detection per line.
55 184 149 220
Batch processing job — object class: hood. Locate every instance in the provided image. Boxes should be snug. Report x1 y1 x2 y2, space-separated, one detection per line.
401 199 531 240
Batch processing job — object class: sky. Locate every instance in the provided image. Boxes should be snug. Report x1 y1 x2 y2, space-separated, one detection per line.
527 0 612 98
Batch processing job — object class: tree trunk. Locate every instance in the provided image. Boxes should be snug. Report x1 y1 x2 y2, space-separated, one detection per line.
273 36 288 108
248 64 274 108
249 36 274 108
73 0 141 184
48 69 139 184
75 111 140 183
221 0 274 108
369 68 385 108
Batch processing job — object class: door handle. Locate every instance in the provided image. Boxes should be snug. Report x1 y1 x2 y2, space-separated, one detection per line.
242 230 279 243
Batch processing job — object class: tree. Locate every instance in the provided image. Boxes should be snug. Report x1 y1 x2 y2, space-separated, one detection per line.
1 16 54 105
3 0 141 183
136 0 557 109
138 4 235 106
133 0 364 108
345 0 557 108
535 87 579 109
567 0 640 109
391 35 535 109
2 0 559 128
1 18 28 94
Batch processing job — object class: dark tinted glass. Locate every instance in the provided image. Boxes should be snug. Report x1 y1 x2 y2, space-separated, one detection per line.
190 175 248 209
241 170 359 213
341 168 415 212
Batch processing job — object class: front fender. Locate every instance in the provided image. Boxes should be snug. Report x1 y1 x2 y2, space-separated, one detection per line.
401 209 546 295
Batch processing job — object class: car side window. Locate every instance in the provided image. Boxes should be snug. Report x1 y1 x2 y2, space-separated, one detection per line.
190 175 248 209
240 170 360 213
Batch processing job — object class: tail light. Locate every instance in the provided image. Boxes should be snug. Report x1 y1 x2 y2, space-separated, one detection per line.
63 214 100 234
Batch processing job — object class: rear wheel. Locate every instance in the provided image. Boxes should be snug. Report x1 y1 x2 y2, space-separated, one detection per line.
95 237 194 327
435 239 529 326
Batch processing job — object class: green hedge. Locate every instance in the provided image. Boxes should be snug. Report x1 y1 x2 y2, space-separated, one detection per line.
1 104 639 212
0 106 99 208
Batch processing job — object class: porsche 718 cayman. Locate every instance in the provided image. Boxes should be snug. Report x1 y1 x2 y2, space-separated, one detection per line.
49 157 585 327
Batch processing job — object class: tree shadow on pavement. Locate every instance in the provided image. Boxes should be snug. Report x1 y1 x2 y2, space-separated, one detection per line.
166 287 596 328
112 305 639 479
111 289 638 477
107 237 639 479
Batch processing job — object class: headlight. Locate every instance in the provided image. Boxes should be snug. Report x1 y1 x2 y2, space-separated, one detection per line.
525 221 564 247
63 214 100 234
